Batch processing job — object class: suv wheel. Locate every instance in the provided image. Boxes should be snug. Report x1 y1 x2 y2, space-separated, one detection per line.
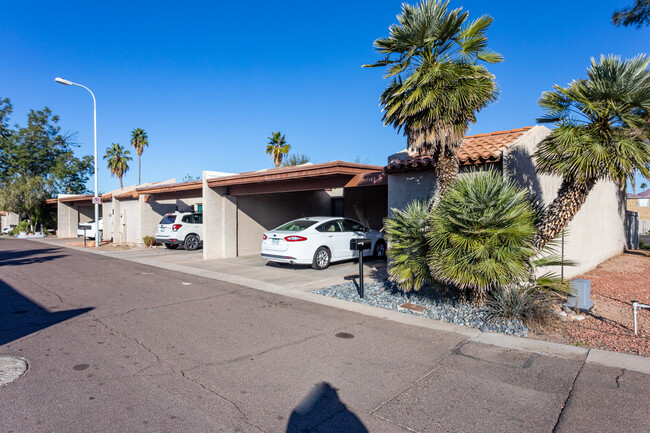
184 234 200 251
312 247 331 270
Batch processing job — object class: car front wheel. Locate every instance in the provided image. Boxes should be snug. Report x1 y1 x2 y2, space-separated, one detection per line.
184 235 200 251
312 247 331 270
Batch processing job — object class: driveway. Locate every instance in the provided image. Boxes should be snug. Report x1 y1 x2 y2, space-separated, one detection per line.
1 239 648 432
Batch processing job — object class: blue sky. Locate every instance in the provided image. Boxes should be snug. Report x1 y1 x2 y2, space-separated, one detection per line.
1 1 648 193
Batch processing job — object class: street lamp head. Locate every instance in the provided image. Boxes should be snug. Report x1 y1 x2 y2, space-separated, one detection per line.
55 77 73 85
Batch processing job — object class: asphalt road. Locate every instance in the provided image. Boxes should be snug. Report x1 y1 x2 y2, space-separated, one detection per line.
0 239 648 432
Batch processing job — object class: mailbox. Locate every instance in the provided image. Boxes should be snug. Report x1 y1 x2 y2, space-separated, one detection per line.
350 238 372 251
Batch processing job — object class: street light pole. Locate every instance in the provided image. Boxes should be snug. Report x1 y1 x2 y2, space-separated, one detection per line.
55 77 99 247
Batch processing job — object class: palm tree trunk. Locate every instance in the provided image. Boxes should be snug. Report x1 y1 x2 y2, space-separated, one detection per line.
119 176 123 189
435 153 459 196
138 156 141 185
534 178 596 249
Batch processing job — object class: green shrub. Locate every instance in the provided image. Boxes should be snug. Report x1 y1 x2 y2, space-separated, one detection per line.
384 200 433 291
427 171 537 304
10 220 31 235
485 284 553 327
143 235 156 247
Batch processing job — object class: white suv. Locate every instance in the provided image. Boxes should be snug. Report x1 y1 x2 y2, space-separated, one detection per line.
155 212 203 250
77 219 103 239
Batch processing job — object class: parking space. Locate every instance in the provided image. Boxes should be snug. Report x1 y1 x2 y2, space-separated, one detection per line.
33 237 386 292
110 247 387 292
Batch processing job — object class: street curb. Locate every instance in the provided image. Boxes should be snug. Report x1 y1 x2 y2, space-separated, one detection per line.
586 348 650 375
27 238 650 373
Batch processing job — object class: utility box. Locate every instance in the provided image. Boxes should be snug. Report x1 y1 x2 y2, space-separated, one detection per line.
350 238 371 251
564 279 594 313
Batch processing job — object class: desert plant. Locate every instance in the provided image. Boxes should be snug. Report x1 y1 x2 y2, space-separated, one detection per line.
142 235 156 247
534 55 650 249
427 170 537 303
364 0 502 195
384 200 433 291
485 284 554 327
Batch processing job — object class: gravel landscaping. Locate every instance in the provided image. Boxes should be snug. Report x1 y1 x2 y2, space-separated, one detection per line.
312 280 528 336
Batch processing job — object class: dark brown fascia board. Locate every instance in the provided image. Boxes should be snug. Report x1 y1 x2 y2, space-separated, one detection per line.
207 161 383 188
134 180 203 195
58 194 113 204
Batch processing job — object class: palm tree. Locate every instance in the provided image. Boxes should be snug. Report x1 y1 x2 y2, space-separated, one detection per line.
534 55 650 249
266 132 290 168
642 182 648 190
364 0 503 195
130 128 149 184
613 0 650 28
427 170 537 304
103 143 132 189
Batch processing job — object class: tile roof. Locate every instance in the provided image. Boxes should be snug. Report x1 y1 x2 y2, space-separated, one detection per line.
385 126 534 173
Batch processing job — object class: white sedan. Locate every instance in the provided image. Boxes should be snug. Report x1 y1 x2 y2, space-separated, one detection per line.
261 217 385 270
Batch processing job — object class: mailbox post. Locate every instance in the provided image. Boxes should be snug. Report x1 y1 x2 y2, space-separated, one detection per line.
350 238 371 298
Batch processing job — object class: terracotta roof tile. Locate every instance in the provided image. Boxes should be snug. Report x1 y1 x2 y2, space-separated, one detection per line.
385 126 534 173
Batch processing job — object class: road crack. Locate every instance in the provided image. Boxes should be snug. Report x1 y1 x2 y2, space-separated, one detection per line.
180 370 265 432
552 357 586 432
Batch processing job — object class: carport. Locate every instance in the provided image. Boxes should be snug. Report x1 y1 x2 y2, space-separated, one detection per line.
55 194 105 238
202 161 387 260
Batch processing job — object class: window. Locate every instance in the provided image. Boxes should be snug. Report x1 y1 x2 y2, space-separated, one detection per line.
275 219 318 231
160 215 176 224
639 199 649 207
193 213 203 224
316 220 343 233
181 215 192 223
342 219 367 232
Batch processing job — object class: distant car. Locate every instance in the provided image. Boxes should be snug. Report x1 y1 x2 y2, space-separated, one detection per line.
2 227 10 235
155 212 203 251
77 219 103 239
261 217 385 270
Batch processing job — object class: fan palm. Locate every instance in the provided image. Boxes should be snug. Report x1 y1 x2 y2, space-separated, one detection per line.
103 143 132 189
534 55 650 249
130 128 149 184
384 200 433 291
266 132 290 168
427 170 537 304
364 0 502 195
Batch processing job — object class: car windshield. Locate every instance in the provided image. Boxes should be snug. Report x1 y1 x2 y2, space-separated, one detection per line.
160 215 176 224
275 219 318 231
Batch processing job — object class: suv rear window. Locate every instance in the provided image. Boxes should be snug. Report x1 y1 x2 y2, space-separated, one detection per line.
275 219 318 231
160 214 177 225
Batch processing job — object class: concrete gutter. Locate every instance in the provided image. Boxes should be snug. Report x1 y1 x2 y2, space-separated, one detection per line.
28 238 650 374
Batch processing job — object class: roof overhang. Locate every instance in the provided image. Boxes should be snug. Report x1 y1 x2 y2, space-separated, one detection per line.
206 161 384 196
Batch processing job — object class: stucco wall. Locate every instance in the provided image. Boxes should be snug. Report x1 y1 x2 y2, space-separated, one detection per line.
236 191 332 256
1 211 19 231
140 197 176 240
503 126 626 278
117 200 141 244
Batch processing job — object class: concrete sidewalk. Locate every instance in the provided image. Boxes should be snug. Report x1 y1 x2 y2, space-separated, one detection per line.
1 239 648 432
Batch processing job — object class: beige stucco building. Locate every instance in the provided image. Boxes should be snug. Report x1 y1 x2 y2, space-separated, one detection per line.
385 125 627 279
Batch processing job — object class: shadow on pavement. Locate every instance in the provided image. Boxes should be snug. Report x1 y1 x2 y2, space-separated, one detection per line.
0 247 68 267
286 382 368 432
0 279 93 346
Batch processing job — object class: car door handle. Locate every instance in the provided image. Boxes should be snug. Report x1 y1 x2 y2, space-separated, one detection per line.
328 235 333 238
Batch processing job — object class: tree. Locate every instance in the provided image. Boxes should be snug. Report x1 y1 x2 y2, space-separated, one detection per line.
364 0 502 195
103 143 132 189
641 181 648 191
613 0 650 28
266 132 290 168
0 98 92 228
282 153 310 167
130 128 149 184
534 55 650 249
